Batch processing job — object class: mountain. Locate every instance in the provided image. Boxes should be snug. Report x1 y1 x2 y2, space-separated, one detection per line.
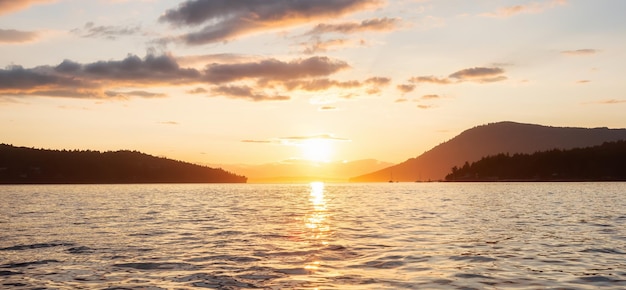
220 159 393 183
351 121 626 182
0 144 247 184
445 140 626 181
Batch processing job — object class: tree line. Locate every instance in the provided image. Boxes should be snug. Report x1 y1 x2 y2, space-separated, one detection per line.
0 144 247 184
445 140 626 181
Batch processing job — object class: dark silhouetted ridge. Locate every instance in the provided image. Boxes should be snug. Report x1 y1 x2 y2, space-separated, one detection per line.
351 121 626 182
445 140 626 181
0 144 247 184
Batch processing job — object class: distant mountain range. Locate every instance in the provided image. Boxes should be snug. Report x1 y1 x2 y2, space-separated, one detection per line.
221 159 393 183
351 121 626 182
0 144 247 184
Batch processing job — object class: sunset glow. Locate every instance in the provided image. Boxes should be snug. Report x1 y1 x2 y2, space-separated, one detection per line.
300 138 334 163
0 1 624 177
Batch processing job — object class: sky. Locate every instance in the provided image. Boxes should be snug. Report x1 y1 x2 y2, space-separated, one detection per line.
1 0 625 167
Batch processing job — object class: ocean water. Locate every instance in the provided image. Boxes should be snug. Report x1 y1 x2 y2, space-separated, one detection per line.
0 182 625 289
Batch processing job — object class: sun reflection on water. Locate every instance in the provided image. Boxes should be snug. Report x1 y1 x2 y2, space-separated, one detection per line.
304 182 330 274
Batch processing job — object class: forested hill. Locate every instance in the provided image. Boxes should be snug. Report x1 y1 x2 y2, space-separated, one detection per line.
0 144 247 184
445 140 626 181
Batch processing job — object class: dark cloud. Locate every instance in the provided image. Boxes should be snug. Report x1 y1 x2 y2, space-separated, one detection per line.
561 49 598 56
2 53 355 102
0 28 39 43
0 53 201 99
204 56 349 84
0 0 53 15
160 0 383 45
306 17 401 35
212 85 290 102
72 22 143 40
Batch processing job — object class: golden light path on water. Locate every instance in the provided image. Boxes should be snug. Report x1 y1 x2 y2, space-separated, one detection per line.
304 181 329 274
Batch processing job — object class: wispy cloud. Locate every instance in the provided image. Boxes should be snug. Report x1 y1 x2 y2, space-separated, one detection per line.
105 90 167 99
160 0 384 45
159 121 179 125
71 22 143 40
421 94 440 99
0 0 54 15
306 17 401 35
561 49 598 56
242 134 351 145
585 99 626 105
480 0 567 18
409 67 507 85
449 67 507 83
319 106 337 111
0 28 40 43
576 80 590 84
409 76 451 85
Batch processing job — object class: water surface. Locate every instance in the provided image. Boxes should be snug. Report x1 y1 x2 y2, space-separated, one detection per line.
1 182 625 289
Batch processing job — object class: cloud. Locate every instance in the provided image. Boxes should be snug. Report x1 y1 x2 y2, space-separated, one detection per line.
0 53 201 99
0 0 53 15
186 87 207 94
241 139 274 144
585 99 626 105
1 53 356 102
242 133 350 145
576 80 590 84
561 49 598 56
306 17 401 35
448 67 507 83
280 134 350 143
396 84 415 94
365 77 391 86
421 94 440 99
205 56 349 83
395 98 408 103
211 85 290 102
319 106 337 111
417 104 435 109
159 121 179 125
409 76 452 85
480 0 567 18
301 38 353 54
160 0 384 45
72 22 143 40
283 78 361 91
105 90 167 99
0 29 39 43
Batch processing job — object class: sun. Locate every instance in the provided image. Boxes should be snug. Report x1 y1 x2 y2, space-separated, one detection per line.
300 138 333 162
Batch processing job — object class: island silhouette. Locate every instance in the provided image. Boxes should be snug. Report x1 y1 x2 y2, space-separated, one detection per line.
0 144 247 184
445 140 626 181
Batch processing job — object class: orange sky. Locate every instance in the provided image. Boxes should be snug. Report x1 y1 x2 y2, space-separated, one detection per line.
1 0 625 167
